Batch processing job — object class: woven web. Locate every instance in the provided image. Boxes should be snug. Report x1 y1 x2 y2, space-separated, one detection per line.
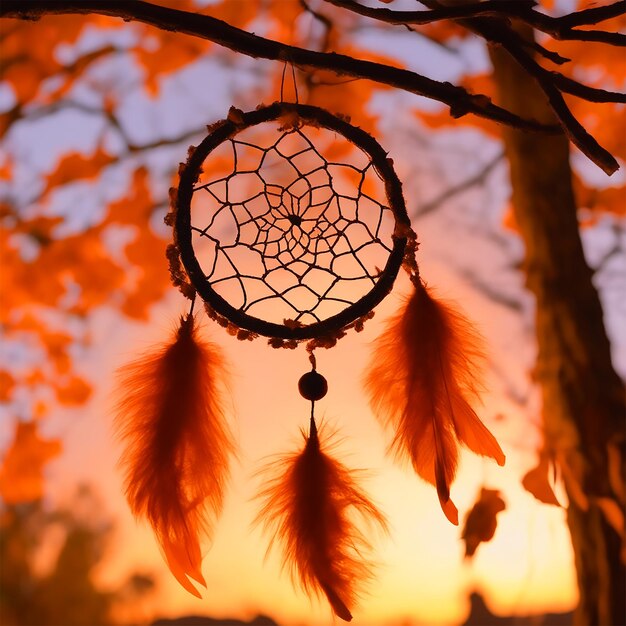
189 122 396 327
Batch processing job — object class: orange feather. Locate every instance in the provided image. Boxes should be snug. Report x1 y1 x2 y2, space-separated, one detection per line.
256 420 387 622
366 281 505 525
114 314 234 596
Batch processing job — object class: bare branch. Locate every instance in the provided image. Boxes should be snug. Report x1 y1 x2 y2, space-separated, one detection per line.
325 0 540 26
559 1 625 28
329 0 624 174
2 0 622 174
413 150 504 219
0 0 559 135
328 0 626 46
299 0 334 51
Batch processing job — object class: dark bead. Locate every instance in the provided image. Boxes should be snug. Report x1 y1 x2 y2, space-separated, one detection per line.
298 370 328 401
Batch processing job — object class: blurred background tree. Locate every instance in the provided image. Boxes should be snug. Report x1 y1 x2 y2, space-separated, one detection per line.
0 478 155 625
1 1 624 625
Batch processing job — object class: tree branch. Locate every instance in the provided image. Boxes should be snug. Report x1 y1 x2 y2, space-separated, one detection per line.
328 0 626 45
3 0 622 173
0 0 557 135
559 1 625 28
329 0 624 174
413 150 504 218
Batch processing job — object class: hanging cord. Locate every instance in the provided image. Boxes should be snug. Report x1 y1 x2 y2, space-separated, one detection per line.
188 292 197 317
310 402 318 440
299 348 327 436
280 60 299 104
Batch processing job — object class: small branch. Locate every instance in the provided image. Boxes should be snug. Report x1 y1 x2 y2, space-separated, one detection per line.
413 150 504 218
555 29 625 46
524 38 569 65
417 0 623 174
550 72 626 104
456 264 524 314
333 0 623 173
299 0 333 48
328 0 626 46
325 0 540 26
482 26 621 173
559 1 625 28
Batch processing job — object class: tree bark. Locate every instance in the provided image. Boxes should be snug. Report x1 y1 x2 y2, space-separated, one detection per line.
488 26 625 626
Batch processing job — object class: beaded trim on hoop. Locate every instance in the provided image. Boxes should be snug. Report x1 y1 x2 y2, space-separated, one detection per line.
170 102 416 345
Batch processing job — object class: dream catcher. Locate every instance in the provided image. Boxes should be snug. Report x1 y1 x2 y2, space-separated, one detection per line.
115 96 505 621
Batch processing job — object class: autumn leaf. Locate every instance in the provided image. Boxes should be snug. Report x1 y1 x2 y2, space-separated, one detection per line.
55 376 92 406
134 30 211 97
0 370 15 402
263 0 303 42
0 160 12 181
522 453 561 507
0 421 62 504
461 488 506 559
43 148 116 196
107 167 154 227
122 230 168 319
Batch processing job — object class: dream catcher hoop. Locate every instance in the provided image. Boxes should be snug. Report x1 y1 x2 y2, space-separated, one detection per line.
173 101 412 344
115 96 505 621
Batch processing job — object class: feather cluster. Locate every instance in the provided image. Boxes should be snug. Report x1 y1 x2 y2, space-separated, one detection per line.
257 419 386 622
115 314 234 596
366 281 505 525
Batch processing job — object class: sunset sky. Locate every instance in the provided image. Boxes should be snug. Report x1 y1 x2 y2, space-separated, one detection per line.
1 1 624 625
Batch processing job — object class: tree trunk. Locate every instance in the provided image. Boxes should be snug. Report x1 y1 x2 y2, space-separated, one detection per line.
488 27 625 626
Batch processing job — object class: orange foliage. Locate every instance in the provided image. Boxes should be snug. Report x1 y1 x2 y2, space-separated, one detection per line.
1 16 118 106
0 161 13 181
108 167 171 319
107 167 154 226
55 376 92 406
122 232 167 320
135 33 210 97
3 225 125 312
263 0 303 42
574 173 626 223
0 370 15 402
43 148 116 195
134 0 260 97
0 422 62 504
205 0 262 36
572 101 626 163
551 13 626 87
